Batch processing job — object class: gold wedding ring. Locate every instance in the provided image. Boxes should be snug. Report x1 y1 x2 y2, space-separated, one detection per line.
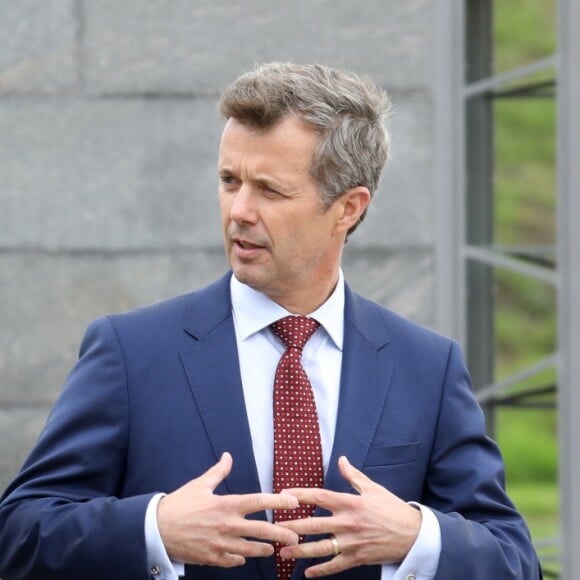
330 535 341 556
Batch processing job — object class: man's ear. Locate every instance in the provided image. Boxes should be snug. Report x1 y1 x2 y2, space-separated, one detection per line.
333 186 371 235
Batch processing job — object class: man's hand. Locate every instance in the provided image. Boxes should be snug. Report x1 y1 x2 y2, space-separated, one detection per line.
276 456 422 578
157 452 300 567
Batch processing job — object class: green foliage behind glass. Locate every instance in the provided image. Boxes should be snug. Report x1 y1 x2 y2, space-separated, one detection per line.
491 0 557 498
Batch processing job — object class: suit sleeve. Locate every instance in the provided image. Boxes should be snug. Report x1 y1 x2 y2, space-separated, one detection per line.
425 341 542 580
0 317 155 580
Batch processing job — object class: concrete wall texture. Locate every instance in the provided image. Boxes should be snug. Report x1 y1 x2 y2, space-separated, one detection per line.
0 0 436 492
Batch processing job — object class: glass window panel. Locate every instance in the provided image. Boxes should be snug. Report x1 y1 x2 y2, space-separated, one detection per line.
493 95 556 254
493 0 557 74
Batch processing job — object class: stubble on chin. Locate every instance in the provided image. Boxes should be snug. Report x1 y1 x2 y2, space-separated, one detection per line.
230 261 260 291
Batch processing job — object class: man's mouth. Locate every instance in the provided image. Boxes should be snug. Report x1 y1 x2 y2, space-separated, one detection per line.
237 240 259 249
233 237 265 250
231 237 269 259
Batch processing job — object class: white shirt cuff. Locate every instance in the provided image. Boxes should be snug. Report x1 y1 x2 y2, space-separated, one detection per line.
380 503 441 580
145 493 185 579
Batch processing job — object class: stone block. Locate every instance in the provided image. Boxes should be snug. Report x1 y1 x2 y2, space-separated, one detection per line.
342 247 434 327
84 0 433 95
0 98 223 249
349 93 434 247
0 250 228 403
0 0 78 93
0 92 432 250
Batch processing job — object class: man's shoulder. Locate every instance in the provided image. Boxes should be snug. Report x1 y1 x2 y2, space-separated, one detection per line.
346 286 455 353
89 273 232 337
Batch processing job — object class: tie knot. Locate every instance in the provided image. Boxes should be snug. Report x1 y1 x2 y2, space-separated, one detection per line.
271 315 320 351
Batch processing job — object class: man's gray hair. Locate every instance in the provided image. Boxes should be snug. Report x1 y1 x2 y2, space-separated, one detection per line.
219 62 391 235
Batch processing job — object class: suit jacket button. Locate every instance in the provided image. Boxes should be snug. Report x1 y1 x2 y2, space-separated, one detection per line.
405 575 416 580
150 564 161 576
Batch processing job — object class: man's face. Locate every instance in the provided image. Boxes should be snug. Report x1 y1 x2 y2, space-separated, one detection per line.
218 116 346 312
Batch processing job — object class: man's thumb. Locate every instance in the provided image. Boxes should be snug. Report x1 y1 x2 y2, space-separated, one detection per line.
201 451 233 491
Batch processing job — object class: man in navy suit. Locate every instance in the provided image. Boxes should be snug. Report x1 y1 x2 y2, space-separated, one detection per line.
0 63 541 579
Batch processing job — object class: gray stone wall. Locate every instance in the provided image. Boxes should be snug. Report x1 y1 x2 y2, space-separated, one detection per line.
0 0 435 492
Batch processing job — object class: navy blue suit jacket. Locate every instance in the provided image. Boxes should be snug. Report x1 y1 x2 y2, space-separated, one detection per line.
0 273 540 579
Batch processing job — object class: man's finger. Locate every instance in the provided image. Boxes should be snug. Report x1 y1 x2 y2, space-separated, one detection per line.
197 451 233 491
212 551 246 568
279 537 338 561
280 487 352 511
239 519 300 547
303 556 349 578
338 456 374 494
215 536 276 559
237 492 300 517
275 515 334 537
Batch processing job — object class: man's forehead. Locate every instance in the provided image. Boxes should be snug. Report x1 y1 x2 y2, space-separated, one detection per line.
221 114 318 137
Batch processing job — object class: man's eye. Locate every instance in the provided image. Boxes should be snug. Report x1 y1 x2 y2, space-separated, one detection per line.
262 184 281 197
220 175 237 187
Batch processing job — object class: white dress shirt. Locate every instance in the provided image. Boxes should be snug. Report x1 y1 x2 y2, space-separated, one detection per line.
145 273 441 579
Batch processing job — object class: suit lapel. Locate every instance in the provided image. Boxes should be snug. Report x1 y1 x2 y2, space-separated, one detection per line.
327 285 394 491
181 315 276 578
294 287 394 579
325 332 393 494
179 274 276 579
179 273 263 498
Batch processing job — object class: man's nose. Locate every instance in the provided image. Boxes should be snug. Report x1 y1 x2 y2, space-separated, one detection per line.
229 186 258 224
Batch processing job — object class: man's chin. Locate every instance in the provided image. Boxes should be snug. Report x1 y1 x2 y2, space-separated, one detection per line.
231 267 264 292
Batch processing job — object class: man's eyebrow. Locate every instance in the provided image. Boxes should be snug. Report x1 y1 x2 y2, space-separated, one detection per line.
254 174 288 190
218 168 287 189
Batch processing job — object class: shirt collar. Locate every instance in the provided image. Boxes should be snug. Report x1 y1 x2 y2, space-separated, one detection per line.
230 272 345 350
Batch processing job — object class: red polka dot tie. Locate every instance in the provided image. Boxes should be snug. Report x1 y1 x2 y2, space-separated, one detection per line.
271 315 324 580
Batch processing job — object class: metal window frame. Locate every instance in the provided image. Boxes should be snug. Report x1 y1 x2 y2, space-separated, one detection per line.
435 0 578 575
556 0 580 576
